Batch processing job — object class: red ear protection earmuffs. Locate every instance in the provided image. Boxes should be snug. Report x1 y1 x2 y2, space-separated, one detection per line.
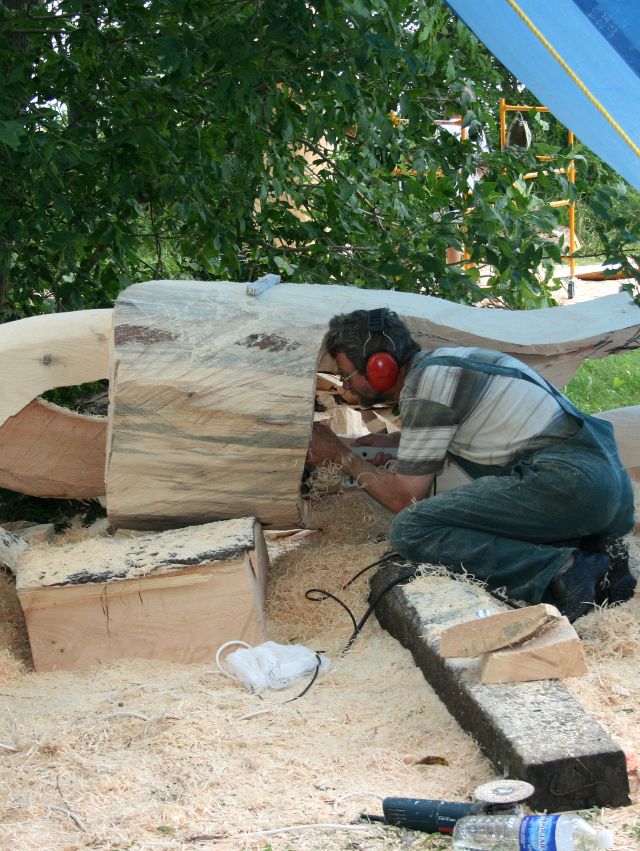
364 309 399 392
366 351 399 391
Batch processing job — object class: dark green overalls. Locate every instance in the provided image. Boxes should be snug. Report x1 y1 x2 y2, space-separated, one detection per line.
389 356 635 603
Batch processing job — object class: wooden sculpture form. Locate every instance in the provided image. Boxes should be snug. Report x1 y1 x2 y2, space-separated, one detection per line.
0 280 638 530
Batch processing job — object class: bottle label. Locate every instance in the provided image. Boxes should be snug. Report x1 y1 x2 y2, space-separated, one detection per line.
519 815 560 851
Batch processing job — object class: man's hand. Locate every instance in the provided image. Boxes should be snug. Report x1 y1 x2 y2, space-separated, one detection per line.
306 422 350 467
306 423 433 514
350 431 400 466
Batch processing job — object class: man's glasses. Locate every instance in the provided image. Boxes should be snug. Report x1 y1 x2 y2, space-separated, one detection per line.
340 369 359 387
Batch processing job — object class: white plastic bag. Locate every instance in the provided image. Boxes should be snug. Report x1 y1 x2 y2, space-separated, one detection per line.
216 640 331 691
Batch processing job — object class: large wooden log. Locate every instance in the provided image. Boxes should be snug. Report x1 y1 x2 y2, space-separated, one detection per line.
0 399 106 498
0 309 111 427
107 280 640 530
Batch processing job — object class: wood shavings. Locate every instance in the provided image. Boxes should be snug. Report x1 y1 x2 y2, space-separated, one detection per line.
0 492 638 849
44 804 87 833
305 462 345 499
191 822 379 843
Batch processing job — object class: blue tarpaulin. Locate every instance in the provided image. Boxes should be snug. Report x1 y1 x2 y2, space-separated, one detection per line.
444 0 640 189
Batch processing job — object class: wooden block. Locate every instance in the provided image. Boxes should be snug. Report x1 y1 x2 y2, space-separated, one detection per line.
16 518 268 671
440 603 561 658
595 406 640 481
480 617 588 684
370 563 629 811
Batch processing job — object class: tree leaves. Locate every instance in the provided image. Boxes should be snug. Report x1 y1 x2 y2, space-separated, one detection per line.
0 0 637 318
0 120 25 149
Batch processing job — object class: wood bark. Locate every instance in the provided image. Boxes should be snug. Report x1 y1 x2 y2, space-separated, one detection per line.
0 527 29 574
107 280 640 530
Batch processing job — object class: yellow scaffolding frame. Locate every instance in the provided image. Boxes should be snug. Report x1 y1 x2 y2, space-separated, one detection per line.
499 99 576 281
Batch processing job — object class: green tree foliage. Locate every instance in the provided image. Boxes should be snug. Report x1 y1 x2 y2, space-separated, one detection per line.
1 0 638 319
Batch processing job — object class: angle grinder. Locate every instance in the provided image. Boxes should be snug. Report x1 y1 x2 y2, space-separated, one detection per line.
362 779 534 834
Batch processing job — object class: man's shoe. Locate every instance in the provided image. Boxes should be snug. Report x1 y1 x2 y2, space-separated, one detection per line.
549 552 610 623
591 536 637 606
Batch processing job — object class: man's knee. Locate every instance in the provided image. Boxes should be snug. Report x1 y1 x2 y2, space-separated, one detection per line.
390 502 439 552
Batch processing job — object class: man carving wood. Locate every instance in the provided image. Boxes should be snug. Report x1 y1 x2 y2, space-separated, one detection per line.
307 308 636 622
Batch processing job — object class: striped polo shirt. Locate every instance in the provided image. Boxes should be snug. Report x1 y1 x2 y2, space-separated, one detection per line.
395 347 580 475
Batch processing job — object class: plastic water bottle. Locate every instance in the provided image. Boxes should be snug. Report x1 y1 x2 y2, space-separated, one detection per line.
452 813 615 850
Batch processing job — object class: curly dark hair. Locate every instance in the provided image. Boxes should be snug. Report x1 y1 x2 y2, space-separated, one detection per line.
326 308 420 374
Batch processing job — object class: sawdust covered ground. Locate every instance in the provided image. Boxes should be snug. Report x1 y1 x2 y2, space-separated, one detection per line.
0 492 639 851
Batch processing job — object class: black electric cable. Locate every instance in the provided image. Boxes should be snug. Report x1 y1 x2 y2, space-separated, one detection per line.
340 551 401 590
342 568 422 651
305 555 523 658
284 653 322 703
304 588 358 632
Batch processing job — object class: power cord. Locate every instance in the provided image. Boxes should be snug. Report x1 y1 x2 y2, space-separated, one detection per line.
284 653 322 703
305 551 523 655
305 552 424 653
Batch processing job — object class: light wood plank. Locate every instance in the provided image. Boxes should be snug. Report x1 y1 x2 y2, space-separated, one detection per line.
439 603 561 658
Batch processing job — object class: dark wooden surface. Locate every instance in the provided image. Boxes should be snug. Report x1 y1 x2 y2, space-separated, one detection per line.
370 563 630 811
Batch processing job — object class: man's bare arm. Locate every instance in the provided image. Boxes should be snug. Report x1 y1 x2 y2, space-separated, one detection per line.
340 451 433 513
308 424 433 514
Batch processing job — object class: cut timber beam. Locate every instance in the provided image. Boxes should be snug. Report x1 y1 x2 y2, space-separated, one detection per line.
106 280 640 531
16 518 267 671
0 309 111 427
440 603 562 658
0 399 106 498
480 617 587 684
370 564 629 811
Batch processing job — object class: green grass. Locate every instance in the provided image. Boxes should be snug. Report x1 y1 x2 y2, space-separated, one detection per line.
563 348 640 413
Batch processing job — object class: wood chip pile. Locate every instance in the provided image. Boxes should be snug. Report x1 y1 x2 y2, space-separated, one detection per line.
0 490 638 850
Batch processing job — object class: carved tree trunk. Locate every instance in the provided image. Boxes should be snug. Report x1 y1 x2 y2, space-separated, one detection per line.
106 280 640 531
